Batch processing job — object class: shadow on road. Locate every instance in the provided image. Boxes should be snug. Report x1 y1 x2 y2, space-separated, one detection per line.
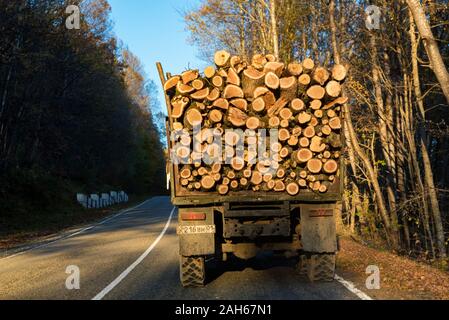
206 252 298 285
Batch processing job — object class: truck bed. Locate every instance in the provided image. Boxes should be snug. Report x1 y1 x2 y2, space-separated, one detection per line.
170 163 342 206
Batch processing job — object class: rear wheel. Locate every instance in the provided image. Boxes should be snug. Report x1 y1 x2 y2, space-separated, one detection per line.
180 256 206 287
297 253 336 282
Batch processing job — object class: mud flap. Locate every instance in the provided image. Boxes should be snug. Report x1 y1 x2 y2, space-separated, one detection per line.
300 203 337 253
178 207 215 256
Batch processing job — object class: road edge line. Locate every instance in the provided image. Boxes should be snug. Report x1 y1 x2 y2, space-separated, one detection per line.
334 274 373 300
92 206 176 300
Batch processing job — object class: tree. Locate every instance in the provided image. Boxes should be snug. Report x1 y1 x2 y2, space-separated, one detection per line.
406 0 449 103
0 0 165 222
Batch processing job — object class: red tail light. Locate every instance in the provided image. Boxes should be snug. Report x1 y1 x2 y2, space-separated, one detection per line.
181 212 206 221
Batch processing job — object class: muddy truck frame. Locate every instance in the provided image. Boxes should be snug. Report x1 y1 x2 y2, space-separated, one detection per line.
157 63 342 287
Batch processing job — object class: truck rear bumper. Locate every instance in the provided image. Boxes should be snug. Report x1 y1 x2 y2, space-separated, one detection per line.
172 193 341 206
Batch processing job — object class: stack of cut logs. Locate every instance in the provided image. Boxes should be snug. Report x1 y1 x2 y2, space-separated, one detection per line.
164 51 347 196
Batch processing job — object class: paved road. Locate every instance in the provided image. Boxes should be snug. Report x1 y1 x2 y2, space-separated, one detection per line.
0 196 363 300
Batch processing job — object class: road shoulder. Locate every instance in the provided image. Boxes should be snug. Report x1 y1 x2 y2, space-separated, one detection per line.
336 237 449 300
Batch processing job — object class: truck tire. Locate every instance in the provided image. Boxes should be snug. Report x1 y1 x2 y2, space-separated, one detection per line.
297 253 336 282
180 256 205 287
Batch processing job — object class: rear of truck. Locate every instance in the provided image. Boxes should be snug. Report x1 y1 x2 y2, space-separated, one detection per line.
156 53 346 287
172 164 341 287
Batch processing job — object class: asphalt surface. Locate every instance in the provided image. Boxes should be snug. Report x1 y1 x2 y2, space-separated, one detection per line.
0 196 362 300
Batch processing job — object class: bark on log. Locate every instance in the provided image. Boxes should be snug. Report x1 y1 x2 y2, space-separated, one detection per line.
269 116 280 128
310 99 322 110
299 137 310 148
323 96 348 110
242 67 265 98
274 180 286 192
267 97 288 117
280 76 298 101
263 91 277 106
227 107 248 127
180 166 192 179
264 62 285 76
280 119 289 128
279 128 290 142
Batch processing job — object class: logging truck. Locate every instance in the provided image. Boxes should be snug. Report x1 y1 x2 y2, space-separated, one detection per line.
157 51 346 287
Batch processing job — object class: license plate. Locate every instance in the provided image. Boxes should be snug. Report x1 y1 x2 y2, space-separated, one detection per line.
177 225 216 235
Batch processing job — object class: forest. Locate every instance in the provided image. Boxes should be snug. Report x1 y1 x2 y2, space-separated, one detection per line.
184 0 449 263
0 0 165 233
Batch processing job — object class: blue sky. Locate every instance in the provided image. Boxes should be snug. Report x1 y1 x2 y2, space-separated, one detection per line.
108 0 204 113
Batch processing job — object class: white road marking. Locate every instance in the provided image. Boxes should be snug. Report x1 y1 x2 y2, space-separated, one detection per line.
334 274 373 300
0 199 153 260
92 206 176 300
